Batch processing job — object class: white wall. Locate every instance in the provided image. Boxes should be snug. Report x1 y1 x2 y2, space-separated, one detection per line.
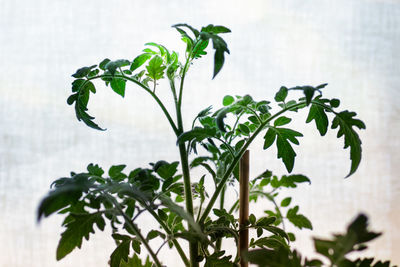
0 0 399 266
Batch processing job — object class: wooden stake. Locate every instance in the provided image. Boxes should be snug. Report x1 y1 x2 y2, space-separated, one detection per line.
239 150 249 267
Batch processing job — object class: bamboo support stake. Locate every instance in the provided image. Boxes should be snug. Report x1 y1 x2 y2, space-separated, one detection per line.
239 150 249 267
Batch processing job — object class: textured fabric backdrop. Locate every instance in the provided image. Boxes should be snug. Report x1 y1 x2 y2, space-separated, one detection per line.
0 0 399 266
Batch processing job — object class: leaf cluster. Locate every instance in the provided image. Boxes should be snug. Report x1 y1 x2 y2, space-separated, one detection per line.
36 22 387 267
245 214 396 267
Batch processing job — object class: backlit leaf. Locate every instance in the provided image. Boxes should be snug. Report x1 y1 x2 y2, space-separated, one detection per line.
130 53 152 71
263 127 303 172
110 78 126 97
146 55 166 81
57 213 105 260
331 111 365 177
110 239 131 267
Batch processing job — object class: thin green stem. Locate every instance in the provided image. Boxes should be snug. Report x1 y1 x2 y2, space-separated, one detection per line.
174 55 199 267
147 208 190 266
251 190 286 231
105 194 163 267
199 101 307 224
247 107 263 123
215 137 235 157
178 143 198 267
178 56 192 109
85 74 179 135
228 112 244 144
215 185 226 251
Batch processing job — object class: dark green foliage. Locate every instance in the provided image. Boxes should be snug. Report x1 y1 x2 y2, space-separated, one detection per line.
243 248 322 267
72 65 97 78
287 206 313 230
263 127 303 173
120 254 153 267
314 214 383 266
244 214 396 267
274 86 288 102
204 251 236 267
57 213 105 260
306 97 330 136
332 111 366 177
37 22 387 267
110 235 131 267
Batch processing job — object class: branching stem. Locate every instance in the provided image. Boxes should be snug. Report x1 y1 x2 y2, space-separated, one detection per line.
199 101 307 224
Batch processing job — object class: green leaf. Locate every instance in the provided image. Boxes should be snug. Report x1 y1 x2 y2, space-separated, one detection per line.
249 214 256 225
146 55 166 81
155 161 179 179
306 101 329 136
314 214 382 266
131 239 141 254
274 116 292 127
72 79 85 92
222 95 234 106
120 254 153 267
72 65 97 78
37 173 93 221
204 251 233 267
274 86 288 102
280 197 292 207
238 123 250 135
263 128 276 150
105 59 130 76
288 232 296 242
110 239 131 267
197 106 213 118
291 84 327 106
110 78 126 97
67 94 77 105
130 53 152 71
303 87 316 106
201 24 231 34
146 230 158 241
159 195 204 237
215 108 229 132
212 41 228 79
177 127 217 144
287 206 312 230
331 111 365 177
88 69 99 78
262 226 290 242
87 163 104 176
263 127 303 173
279 174 311 188
192 39 209 59
57 213 105 260
198 30 230 79
172 23 200 38
256 216 276 226
243 247 305 267
330 98 340 108
109 165 127 181
99 58 111 70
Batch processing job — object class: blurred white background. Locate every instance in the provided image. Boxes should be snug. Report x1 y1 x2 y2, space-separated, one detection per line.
0 0 399 266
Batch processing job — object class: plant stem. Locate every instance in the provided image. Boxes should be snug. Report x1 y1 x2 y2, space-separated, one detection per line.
172 59 199 266
85 74 179 135
215 185 226 251
105 194 163 267
199 102 306 224
147 209 190 266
